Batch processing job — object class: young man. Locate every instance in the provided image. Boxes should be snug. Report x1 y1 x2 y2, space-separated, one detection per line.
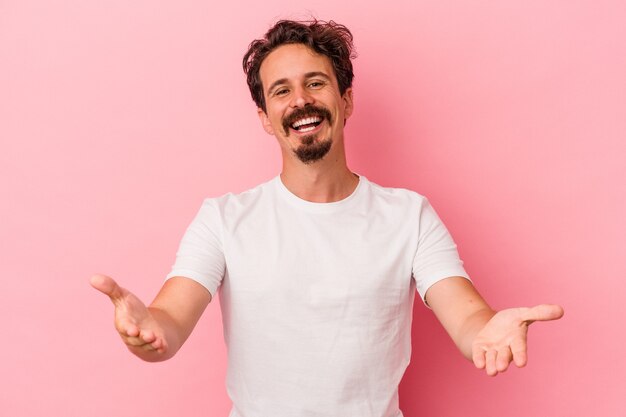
91 20 563 417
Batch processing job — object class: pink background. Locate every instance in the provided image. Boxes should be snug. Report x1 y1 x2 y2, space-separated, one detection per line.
1 1 624 416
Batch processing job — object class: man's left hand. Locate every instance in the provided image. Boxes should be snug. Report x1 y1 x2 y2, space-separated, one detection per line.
472 304 564 376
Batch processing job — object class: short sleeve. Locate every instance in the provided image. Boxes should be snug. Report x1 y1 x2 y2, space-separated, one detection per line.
412 198 470 306
165 199 226 297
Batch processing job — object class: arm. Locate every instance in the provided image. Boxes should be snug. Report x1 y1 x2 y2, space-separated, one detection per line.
90 274 212 362
425 277 495 360
425 276 564 376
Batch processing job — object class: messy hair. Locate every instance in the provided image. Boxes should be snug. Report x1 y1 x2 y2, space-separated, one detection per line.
243 19 356 112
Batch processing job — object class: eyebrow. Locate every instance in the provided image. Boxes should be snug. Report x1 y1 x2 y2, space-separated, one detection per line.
267 71 332 95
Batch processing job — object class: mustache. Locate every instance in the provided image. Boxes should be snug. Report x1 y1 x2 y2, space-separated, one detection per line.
282 105 332 135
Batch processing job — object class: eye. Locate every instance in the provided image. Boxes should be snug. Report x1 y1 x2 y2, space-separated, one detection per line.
308 81 325 88
274 88 289 96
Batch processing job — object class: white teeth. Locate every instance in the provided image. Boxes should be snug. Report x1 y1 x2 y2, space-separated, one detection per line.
292 117 322 128
298 126 316 133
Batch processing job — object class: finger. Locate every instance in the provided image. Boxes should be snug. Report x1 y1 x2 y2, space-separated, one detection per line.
151 336 168 352
124 335 147 347
123 331 162 350
125 339 156 351
511 337 528 368
90 274 124 302
522 304 564 323
126 323 140 337
496 347 513 373
136 339 165 352
116 318 140 338
485 350 498 377
141 343 157 352
137 329 167 352
472 346 486 369
139 329 156 344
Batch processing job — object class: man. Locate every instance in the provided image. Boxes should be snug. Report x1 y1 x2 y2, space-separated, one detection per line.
91 19 563 417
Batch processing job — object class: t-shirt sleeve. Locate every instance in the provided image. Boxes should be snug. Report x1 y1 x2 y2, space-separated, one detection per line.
165 199 225 297
412 197 470 307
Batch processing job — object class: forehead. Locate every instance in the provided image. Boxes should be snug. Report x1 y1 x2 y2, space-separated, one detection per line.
259 43 336 88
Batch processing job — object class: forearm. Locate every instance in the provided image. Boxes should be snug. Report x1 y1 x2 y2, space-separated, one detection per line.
453 307 496 360
129 277 211 362
426 277 496 360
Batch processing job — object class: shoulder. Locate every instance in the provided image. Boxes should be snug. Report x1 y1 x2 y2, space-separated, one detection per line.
362 176 430 209
199 177 277 217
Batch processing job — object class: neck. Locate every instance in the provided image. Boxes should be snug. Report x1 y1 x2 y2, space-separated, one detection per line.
280 148 358 203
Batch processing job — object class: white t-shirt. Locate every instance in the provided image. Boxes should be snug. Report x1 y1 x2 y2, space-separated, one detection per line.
166 175 469 417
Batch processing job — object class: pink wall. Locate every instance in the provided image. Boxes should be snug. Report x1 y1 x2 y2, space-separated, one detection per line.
1 1 624 416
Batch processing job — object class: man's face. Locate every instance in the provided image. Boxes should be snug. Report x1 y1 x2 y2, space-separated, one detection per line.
257 43 353 165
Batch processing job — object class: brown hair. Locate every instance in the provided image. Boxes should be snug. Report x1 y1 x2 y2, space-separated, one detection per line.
243 19 356 112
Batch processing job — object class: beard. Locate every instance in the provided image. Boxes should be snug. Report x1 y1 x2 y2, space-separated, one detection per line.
294 135 332 164
282 105 333 164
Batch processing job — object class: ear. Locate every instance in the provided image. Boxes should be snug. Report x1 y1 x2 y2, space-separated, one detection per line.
257 107 275 135
342 88 354 122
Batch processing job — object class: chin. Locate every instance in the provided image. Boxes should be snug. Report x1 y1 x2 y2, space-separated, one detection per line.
294 136 332 164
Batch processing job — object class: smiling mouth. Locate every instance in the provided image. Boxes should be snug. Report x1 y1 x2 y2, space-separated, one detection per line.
290 116 323 134
282 106 332 137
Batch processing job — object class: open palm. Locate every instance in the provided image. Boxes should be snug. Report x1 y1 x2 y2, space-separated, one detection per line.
91 274 167 354
472 304 564 376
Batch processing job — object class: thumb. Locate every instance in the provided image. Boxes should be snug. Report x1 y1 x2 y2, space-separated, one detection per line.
90 273 125 302
522 304 565 323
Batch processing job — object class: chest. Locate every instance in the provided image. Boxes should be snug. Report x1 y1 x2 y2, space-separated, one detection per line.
221 207 417 303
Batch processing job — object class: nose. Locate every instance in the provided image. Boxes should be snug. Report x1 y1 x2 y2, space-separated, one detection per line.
290 85 314 108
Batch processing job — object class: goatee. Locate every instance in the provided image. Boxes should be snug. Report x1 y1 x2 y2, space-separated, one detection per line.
294 135 332 164
282 104 333 164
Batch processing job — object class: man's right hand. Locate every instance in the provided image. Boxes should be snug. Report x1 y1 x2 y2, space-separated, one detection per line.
90 274 168 355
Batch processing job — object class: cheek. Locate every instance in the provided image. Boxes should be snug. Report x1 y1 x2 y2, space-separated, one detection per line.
271 115 283 132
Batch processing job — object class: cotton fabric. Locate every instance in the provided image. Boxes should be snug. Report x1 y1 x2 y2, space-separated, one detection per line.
167 175 469 417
